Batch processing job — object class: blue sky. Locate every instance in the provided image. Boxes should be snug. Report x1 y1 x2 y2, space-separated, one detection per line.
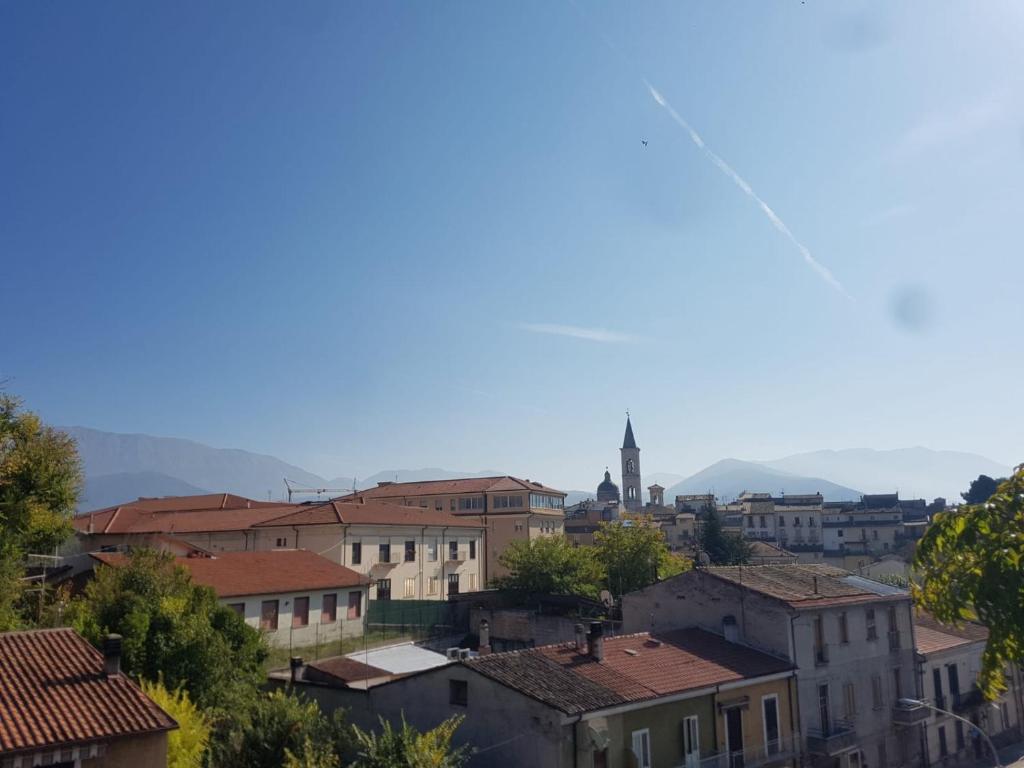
2 1 1022 490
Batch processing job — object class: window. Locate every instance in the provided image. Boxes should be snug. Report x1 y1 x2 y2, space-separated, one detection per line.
450 540 459 560
683 715 701 768
818 684 831 733
469 540 476 560
427 577 439 595
955 721 965 751
747 517 755 529
457 497 484 510
379 542 391 564
838 529 844 537
763 696 780 755
347 591 361 619
933 668 945 708
228 602 245 617
376 579 391 601
351 542 362 565
404 577 416 598
809 517 816 527
626 459 635 474
447 572 460 596
631 729 652 768
759 515 766 527
839 612 849 644
275 537 287 547
1000 702 1010 730
469 573 477 591
292 596 309 628
529 493 563 510
892 667 902 700
449 679 468 707
794 517 802 527
260 600 279 631
878 741 887 768
321 594 337 623
778 516 785 527
404 540 416 562
514 521 524 531
938 725 948 757
493 495 524 509
871 675 883 709
873 529 879 540
814 616 827 664
450 499 456 512
947 664 961 702
843 682 856 717
866 609 877 640
427 539 438 561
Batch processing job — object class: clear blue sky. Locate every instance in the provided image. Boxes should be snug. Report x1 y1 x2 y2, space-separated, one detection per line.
2 1 1021 490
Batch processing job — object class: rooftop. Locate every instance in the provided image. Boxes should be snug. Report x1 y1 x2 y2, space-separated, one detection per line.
92 550 368 598
465 628 791 716
702 564 909 608
914 612 989 655
0 628 176 756
256 499 484 529
345 642 451 675
346 475 565 501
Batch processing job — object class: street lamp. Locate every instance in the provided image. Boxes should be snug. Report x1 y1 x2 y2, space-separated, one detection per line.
898 698 1003 768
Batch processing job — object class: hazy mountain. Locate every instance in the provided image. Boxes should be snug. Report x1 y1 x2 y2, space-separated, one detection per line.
666 459 861 503
760 448 1013 503
65 426 324 504
81 472 209 510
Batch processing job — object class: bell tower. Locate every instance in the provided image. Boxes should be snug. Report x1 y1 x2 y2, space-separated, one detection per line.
620 415 642 512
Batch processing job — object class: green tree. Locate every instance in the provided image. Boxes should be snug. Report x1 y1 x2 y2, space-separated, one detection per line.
914 465 1024 699
593 515 691 598
0 394 82 628
70 548 267 710
697 509 751 565
491 535 603 598
350 715 471 768
285 737 341 768
140 678 210 768
961 474 1006 505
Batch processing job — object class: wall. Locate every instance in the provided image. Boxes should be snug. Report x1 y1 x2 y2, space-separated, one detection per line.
227 586 366 649
81 732 169 768
713 678 796 759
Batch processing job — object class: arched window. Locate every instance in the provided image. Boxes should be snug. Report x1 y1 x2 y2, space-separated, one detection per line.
626 459 635 474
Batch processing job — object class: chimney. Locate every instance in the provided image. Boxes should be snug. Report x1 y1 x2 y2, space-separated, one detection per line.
587 622 604 662
574 623 586 653
103 634 122 677
290 657 303 683
478 619 491 656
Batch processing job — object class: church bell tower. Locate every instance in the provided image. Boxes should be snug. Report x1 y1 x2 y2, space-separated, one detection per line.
620 415 642 512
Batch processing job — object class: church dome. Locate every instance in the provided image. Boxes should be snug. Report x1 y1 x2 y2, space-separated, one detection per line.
597 470 620 503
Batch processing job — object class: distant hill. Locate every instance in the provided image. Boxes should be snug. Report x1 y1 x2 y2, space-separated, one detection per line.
81 472 209 510
665 459 861 503
760 447 1013 502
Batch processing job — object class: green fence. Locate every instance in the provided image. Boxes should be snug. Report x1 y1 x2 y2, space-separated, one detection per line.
366 599 456 636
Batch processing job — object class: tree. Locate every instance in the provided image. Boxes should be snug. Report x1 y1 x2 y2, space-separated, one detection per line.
491 536 603 599
350 715 471 768
961 474 1006 505
140 678 210 768
914 465 1024 699
697 509 751 565
593 515 691 598
70 548 267 710
0 394 82 628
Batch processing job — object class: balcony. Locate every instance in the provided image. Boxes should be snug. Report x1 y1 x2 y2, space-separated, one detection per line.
806 719 856 756
689 737 796 768
893 700 930 726
951 688 984 713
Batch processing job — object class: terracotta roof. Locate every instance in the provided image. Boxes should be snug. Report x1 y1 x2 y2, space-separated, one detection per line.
255 500 485 529
73 504 298 535
914 612 989 655
703 564 908 608
304 657 390 685
346 475 565 500
0 628 176 755
92 550 368 598
466 628 791 715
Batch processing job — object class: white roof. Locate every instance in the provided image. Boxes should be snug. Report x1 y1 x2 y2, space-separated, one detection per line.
345 642 450 674
840 575 908 597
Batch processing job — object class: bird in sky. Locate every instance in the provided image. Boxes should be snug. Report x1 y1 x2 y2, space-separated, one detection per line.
641 139 648 147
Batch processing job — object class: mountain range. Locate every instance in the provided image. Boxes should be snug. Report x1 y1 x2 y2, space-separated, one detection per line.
65 426 1012 511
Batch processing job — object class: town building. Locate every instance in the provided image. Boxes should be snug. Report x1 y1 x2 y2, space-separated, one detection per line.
822 502 903 570
72 494 485 601
91 549 369 649
0 628 177 767
338 476 565 582
774 494 824 564
321 625 796 768
621 416 643 513
622 564 929 768
914 613 1022 767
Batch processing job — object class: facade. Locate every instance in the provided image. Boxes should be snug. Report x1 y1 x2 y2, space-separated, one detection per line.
335 626 795 768
774 495 824 563
0 628 176 767
821 504 903 568
622 564 928 768
72 495 486 601
621 417 642 512
660 512 697 552
340 476 565 582
914 613 1022 767
92 550 369 649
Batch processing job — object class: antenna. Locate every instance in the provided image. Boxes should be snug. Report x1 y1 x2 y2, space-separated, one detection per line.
284 478 351 503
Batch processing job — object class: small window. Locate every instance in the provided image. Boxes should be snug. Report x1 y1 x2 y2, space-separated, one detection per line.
449 540 459 560
892 667 903 699
955 721 965 751
260 600 279 631
469 573 477 591
938 725 948 757
347 590 362 619
779 516 786 527
631 729 652 768
447 572 460 596
292 596 309 628
449 679 468 706
450 499 456 512
351 542 362 565
427 540 438 561
469 540 476 560
379 542 391 564
427 576 439 595
759 515 766 527
809 517 816 527
228 602 245 617
747 517 754 528
866 609 877 640
872 675 883 709
839 612 849 644
321 594 337 623
404 577 416 598
838 529 844 537
844 682 856 717
275 537 287 547
376 579 391 601
405 540 416 562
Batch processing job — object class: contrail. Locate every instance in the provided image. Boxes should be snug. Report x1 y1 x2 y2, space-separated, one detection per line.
644 80 850 297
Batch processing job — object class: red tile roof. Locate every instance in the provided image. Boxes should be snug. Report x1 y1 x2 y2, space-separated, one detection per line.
703 564 908 608
345 475 565 500
0 628 176 755
254 500 484 529
914 612 989 655
305 657 391 686
466 628 792 715
92 550 368 598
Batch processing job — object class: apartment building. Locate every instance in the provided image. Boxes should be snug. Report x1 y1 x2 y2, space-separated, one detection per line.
344 476 566 581
739 492 777 541
915 613 1022 767
72 494 485 601
775 495 824 564
356 625 796 768
822 503 903 570
622 564 928 768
